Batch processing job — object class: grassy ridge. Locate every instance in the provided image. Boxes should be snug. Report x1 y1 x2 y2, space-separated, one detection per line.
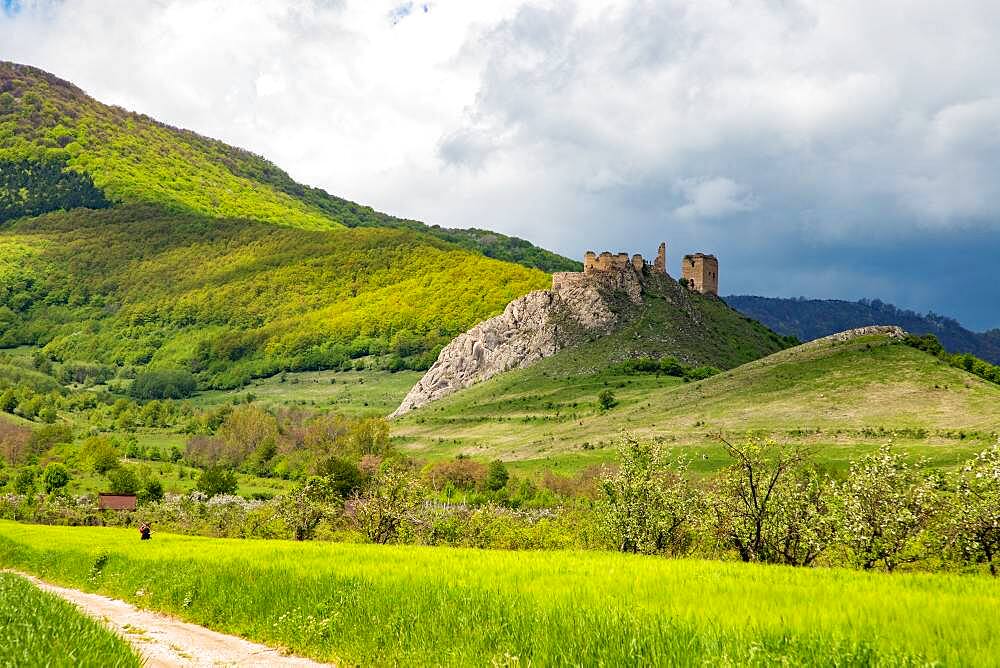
395 334 1000 472
0 206 550 387
1 521 998 666
0 571 140 667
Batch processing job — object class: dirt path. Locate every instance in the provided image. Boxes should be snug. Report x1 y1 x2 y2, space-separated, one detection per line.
10 571 333 667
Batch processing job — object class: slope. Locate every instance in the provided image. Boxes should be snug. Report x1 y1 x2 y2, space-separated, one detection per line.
392 331 1000 473
0 61 576 272
727 295 1000 364
392 259 794 415
0 206 550 388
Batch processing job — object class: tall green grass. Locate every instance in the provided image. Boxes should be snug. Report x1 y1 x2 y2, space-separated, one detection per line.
1 521 997 666
0 571 140 667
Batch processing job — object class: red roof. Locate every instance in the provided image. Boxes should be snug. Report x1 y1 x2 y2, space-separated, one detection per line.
98 494 137 511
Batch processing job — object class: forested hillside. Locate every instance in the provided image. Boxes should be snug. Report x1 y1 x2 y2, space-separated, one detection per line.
0 206 549 388
726 295 1000 364
0 61 589 387
0 61 576 273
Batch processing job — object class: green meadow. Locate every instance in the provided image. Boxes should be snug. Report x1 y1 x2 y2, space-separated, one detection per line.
0 571 140 667
394 334 1000 474
1 521 998 666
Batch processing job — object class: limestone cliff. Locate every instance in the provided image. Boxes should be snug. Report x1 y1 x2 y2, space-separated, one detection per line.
390 265 648 417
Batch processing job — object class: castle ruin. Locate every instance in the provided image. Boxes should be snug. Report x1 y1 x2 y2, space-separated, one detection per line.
582 242 668 277
567 241 719 296
682 253 719 296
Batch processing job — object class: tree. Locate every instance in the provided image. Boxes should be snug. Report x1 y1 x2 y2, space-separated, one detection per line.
484 460 510 492
598 390 618 411
129 369 197 400
13 468 36 496
712 437 817 564
214 405 278 469
601 435 702 555
951 445 1000 576
107 467 140 495
314 457 364 499
138 476 165 504
836 445 940 571
195 464 238 498
82 436 120 474
42 462 71 493
353 464 423 544
277 476 339 541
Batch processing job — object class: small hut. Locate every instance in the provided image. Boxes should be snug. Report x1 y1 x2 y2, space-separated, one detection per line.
98 493 138 511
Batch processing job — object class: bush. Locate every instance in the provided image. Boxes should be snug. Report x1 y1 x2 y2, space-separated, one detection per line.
129 369 197 400
106 467 140 495
195 464 238 498
598 390 618 411
42 463 70 493
484 460 510 492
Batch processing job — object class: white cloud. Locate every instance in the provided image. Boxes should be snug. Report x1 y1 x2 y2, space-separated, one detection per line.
672 178 757 222
3 0 1000 326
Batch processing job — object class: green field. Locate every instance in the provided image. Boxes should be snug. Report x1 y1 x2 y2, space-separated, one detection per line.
394 334 1000 473
194 368 422 417
0 570 140 667
0 521 997 666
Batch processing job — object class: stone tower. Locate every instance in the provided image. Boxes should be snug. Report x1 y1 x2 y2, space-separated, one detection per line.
654 242 667 274
682 253 719 295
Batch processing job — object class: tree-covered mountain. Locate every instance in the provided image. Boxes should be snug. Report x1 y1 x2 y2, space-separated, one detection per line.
725 295 1000 364
0 61 584 387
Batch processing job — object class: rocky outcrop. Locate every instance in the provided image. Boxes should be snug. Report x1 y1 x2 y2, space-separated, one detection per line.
814 325 907 344
390 265 648 418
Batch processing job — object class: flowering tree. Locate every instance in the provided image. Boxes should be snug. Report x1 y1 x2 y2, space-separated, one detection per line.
601 435 702 555
836 445 940 571
952 445 1000 576
353 464 423 544
712 437 833 565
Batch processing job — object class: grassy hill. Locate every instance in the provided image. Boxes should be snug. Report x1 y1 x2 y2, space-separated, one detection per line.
727 295 1000 364
0 62 586 386
393 332 1000 473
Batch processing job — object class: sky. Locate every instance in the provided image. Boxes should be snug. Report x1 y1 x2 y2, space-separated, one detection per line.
2 0 999 330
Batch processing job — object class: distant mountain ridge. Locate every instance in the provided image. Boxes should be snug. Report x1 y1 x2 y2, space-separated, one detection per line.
726 295 1000 364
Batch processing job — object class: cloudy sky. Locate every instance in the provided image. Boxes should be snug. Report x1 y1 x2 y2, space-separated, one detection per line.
2 0 1000 330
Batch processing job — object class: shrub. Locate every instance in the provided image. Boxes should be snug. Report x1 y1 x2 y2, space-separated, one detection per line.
195 464 238 498
106 467 140 495
42 463 70 493
598 390 618 411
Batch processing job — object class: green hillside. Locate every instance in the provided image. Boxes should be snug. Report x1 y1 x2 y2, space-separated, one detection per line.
0 62 591 385
394 333 1000 472
0 61 578 273
0 206 550 387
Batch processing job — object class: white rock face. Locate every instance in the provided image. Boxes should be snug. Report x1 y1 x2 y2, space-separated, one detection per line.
814 325 907 344
390 267 646 418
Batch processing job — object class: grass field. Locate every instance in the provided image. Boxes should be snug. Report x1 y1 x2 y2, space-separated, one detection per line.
1 521 998 666
193 368 422 417
0 570 140 667
393 334 1000 474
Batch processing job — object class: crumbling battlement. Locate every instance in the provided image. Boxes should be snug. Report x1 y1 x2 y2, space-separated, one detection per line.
582 242 668 277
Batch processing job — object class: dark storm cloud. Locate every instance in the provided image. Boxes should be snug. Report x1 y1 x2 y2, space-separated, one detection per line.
440 0 1000 329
